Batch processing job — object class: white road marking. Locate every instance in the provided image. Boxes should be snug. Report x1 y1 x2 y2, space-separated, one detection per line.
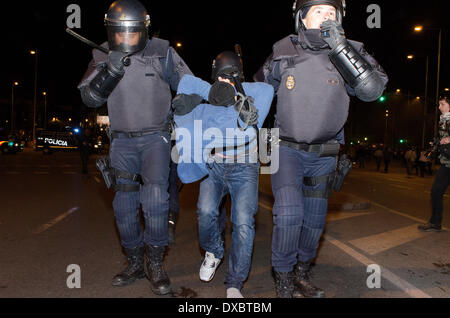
32 207 79 234
348 224 428 255
258 201 433 298
341 191 448 231
326 211 373 222
258 201 273 212
325 235 432 298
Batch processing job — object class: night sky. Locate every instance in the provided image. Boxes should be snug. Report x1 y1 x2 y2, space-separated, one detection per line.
2 0 449 145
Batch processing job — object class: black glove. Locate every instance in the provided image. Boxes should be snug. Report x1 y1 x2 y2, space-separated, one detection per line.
172 93 204 116
320 20 346 50
107 51 128 76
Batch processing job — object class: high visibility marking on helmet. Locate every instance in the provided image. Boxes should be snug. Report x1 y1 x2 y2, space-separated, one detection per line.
286 75 296 90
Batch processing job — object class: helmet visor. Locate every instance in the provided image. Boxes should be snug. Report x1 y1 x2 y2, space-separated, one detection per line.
106 25 147 53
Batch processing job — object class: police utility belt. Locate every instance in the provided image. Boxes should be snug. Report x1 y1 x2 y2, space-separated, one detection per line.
279 139 340 157
95 127 169 192
279 138 351 199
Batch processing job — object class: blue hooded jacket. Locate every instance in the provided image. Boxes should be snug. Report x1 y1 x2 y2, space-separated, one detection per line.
174 74 274 183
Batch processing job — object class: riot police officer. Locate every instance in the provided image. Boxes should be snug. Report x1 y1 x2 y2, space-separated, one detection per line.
78 0 192 295
254 0 388 297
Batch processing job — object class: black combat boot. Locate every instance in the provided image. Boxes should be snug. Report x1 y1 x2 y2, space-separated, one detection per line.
293 260 325 298
145 244 172 295
273 269 295 298
168 211 178 245
112 245 146 287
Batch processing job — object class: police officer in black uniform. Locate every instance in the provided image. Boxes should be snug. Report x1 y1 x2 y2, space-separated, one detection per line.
254 0 388 297
78 0 192 295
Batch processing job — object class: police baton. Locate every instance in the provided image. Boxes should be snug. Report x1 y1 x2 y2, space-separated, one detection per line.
66 28 131 66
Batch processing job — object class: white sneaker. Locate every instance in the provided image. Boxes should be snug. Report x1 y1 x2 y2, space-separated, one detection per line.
227 288 244 298
199 252 221 282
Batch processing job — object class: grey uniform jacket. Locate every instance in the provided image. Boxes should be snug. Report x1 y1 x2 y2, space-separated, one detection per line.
78 38 192 132
256 34 388 144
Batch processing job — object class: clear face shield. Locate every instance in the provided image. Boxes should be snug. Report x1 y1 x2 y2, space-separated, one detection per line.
105 15 150 53
106 25 147 53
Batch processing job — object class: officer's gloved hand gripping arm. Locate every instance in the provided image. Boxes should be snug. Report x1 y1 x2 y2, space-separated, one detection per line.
320 20 387 102
79 51 128 108
172 75 211 116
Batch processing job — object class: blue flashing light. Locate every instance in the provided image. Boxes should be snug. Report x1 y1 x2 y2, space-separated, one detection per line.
74 128 80 134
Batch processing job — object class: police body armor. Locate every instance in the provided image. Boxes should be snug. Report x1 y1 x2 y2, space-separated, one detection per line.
272 35 354 198
89 38 172 132
272 34 350 144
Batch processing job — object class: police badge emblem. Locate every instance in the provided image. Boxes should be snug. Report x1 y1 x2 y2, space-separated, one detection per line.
286 75 295 90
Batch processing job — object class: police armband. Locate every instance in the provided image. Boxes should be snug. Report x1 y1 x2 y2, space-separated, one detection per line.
329 40 385 102
81 64 124 108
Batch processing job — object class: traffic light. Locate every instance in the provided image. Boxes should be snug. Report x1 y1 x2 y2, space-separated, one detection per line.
399 139 404 144
379 96 386 102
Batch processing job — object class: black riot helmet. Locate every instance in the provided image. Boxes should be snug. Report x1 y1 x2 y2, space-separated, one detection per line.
104 0 151 53
211 51 245 82
292 0 346 32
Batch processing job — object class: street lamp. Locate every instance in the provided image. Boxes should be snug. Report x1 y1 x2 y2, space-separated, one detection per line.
42 91 47 129
406 53 430 149
414 25 442 139
11 81 19 132
30 49 38 142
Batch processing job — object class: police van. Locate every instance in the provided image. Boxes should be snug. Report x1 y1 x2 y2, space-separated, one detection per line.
35 127 79 154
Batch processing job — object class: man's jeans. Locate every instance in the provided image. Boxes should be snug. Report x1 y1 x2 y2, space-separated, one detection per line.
197 161 259 290
110 132 171 249
271 145 337 272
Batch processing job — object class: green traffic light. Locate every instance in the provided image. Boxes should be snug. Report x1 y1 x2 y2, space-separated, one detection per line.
399 139 404 144
379 96 385 102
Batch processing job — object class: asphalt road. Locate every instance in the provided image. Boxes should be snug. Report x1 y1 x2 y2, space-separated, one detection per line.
1 149 450 299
